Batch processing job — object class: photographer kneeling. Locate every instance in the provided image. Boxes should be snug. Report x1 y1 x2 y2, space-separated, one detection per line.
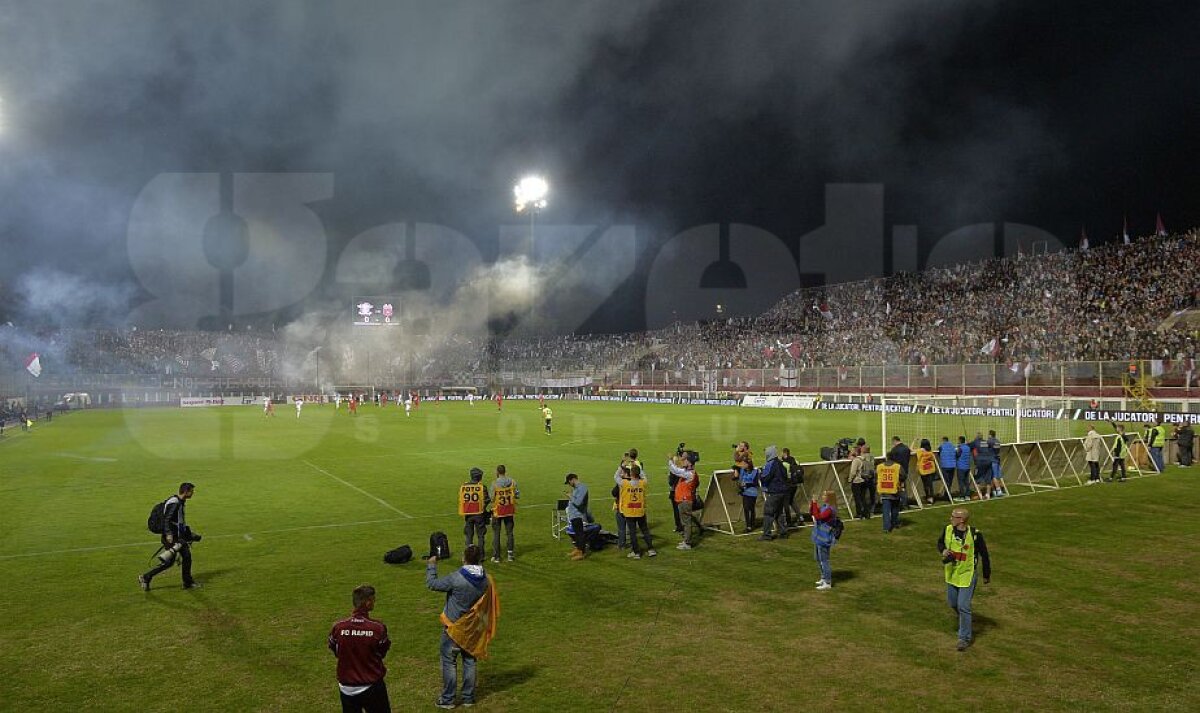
139 482 202 591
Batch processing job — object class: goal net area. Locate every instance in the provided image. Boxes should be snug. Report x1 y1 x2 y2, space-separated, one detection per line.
880 395 1071 447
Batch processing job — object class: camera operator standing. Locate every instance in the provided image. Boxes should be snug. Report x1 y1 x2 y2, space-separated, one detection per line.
139 482 201 591
667 450 699 550
666 445 687 534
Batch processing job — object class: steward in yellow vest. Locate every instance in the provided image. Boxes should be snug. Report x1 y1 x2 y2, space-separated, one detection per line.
460 467 490 552
937 508 992 650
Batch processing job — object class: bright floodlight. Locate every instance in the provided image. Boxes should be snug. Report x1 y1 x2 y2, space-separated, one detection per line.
514 175 549 212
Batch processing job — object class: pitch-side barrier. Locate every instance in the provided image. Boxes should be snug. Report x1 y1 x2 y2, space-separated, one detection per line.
700 433 1158 535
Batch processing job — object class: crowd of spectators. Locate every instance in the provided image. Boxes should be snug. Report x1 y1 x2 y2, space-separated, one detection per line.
2 230 1196 383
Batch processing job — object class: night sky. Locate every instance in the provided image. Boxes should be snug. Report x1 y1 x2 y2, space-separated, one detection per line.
0 0 1196 333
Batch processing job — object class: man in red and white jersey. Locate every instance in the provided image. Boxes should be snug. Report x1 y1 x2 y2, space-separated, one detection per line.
328 584 392 712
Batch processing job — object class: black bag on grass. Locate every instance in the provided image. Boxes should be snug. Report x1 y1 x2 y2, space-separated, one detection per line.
427 531 451 560
383 545 413 564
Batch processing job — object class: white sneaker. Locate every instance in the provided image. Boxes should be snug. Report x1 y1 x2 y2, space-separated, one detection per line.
490 556 500 563
646 549 657 557
816 581 832 590
815 579 826 585
626 551 641 559
507 553 514 562
1085 480 1098 486
676 542 692 550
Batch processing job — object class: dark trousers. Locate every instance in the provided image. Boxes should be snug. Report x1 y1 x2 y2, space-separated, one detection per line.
851 482 871 519
668 492 682 532
864 478 877 514
545 418 552 434
784 486 801 524
761 493 789 538
491 516 514 559
741 495 758 531
1088 461 1101 481
626 516 653 553
142 542 193 587
1180 443 1193 466
340 681 391 713
464 517 487 551
920 474 936 501
569 517 587 551
1110 457 1127 480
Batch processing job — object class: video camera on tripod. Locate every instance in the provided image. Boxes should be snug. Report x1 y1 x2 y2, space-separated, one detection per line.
820 437 860 462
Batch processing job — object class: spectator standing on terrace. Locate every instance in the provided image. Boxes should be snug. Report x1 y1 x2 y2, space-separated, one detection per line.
328 584 392 713
1083 425 1103 484
939 508 991 651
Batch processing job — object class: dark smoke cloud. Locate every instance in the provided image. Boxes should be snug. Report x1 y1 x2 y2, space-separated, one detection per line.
0 0 1196 334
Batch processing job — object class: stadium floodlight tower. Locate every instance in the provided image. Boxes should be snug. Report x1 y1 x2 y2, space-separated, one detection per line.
513 174 549 328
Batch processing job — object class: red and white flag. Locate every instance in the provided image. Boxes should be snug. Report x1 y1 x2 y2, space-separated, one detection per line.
1156 213 1167 237
816 302 833 320
980 338 999 357
1122 215 1130 245
920 354 929 378
25 353 42 378
787 341 802 360
1079 226 1089 251
1024 360 1034 379
1009 361 1021 374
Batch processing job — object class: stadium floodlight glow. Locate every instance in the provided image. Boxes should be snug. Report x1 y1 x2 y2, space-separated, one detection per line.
513 174 549 213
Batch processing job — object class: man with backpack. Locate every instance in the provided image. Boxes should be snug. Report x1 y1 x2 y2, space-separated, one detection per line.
938 508 992 651
810 490 841 590
139 482 201 591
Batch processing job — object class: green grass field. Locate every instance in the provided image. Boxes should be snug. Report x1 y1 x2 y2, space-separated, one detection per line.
0 402 1196 712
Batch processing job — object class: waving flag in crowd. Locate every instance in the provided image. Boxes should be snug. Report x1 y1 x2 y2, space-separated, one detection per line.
25 353 42 378
1156 213 1168 237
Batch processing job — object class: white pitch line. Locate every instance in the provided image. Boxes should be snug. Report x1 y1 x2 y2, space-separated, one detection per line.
0 504 563 560
56 453 118 463
303 460 413 518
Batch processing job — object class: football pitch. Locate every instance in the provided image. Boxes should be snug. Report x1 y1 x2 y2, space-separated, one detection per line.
0 402 1196 712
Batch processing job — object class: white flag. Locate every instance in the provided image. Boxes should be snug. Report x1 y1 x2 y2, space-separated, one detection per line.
25 353 42 378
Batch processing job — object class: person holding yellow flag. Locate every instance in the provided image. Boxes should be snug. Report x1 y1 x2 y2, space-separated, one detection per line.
428 545 499 709
875 453 902 533
938 508 991 651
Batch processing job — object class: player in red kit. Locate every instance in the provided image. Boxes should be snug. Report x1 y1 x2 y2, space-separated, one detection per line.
495 392 503 411
329 584 392 712
349 396 358 415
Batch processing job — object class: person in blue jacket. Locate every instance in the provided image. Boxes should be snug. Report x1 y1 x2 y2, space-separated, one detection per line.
937 436 958 502
955 436 973 501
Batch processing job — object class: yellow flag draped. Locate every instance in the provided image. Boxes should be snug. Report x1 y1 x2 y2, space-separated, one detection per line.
440 575 500 659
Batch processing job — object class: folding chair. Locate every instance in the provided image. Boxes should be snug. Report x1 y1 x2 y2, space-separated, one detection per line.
551 499 570 539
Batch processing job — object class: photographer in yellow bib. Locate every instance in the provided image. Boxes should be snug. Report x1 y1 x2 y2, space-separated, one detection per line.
938 508 992 651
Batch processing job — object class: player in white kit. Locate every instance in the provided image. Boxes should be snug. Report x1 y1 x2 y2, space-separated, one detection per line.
295 397 303 419
404 396 413 417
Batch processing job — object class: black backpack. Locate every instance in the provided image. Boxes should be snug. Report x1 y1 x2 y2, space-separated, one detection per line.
427 531 451 560
147 499 168 534
829 515 845 541
383 545 413 564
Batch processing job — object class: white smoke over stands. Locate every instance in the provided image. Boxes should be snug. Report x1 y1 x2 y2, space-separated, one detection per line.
0 0 1111 333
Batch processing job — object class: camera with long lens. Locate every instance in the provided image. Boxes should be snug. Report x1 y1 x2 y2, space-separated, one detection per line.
157 542 185 565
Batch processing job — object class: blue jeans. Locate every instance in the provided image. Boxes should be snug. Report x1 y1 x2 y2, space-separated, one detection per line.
946 575 978 643
814 544 831 583
615 511 627 548
1150 447 1164 473
439 630 476 705
881 498 898 532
